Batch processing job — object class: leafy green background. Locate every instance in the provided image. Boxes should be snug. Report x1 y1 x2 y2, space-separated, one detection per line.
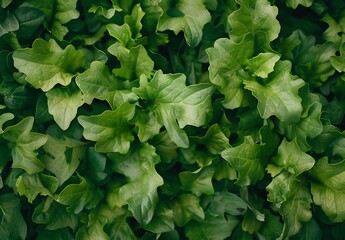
1 0 345 239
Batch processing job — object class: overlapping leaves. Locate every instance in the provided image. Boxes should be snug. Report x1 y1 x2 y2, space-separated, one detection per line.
1 0 345 239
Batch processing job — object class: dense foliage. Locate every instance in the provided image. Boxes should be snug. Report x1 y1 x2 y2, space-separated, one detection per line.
1 0 345 239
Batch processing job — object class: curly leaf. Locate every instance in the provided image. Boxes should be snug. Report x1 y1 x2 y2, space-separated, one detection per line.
158 0 211 47
13 39 84 92
78 103 135 154
133 70 214 148
243 60 304 123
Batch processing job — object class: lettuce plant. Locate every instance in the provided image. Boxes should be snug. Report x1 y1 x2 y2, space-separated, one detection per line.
1 0 345 239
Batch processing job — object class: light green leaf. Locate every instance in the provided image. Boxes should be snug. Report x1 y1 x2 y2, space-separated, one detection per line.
13 39 84 92
0 193 27 240
243 60 305 123
267 138 315 177
75 60 118 104
77 226 108 240
0 0 13 8
267 172 312 237
2 117 47 174
158 0 211 47
228 0 280 47
285 0 314 9
51 0 79 40
132 110 162 142
133 71 214 147
221 136 271 186
185 215 239 240
40 135 84 185
16 173 59 203
330 41 345 72
206 34 254 109
107 23 134 48
56 174 103 214
46 84 84 130
179 166 215 196
78 102 135 154
124 4 145 39
246 52 281 78
0 112 14 134
309 157 345 222
76 61 138 108
279 85 323 151
112 45 154 81
108 143 164 225
172 193 205 226
88 0 122 19
76 222 110 240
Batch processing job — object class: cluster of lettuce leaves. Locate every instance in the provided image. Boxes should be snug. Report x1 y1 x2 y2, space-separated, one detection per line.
1 0 345 239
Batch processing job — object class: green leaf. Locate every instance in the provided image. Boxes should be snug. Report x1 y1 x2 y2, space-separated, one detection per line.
267 138 315 177
206 191 248 216
206 34 254 109
185 215 239 240
2 117 47 174
51 0 79 40
179 166 215 196
228 0 280 47
285 0 314 9
309 157 345 222
78 102 135 154
46 84 84 130
133 70 214 147
267 172 313 237
0 10 19 37
285 30 337 87
40 135 84 185
83 147 108 182
56 174 103 214
124 3 145 39
0 0 13 8
0 112 14 134
221 137 271 186
32 201 78 230
246 52 281 78
14 6 45 40
107 215 138 240
76 61 119 105
158 0 211 47
279 85 323 151
13 39 84 91
0 193 27 240
172 193 205 227
143 204 175 234
76 222 110 240
330 41 345 73
107 23 134 49
16 173 59 203
36 228 74 240
193 124 231 155
243 60 305 123
112 45 154 81
88 0 122 19
108 143 164 225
